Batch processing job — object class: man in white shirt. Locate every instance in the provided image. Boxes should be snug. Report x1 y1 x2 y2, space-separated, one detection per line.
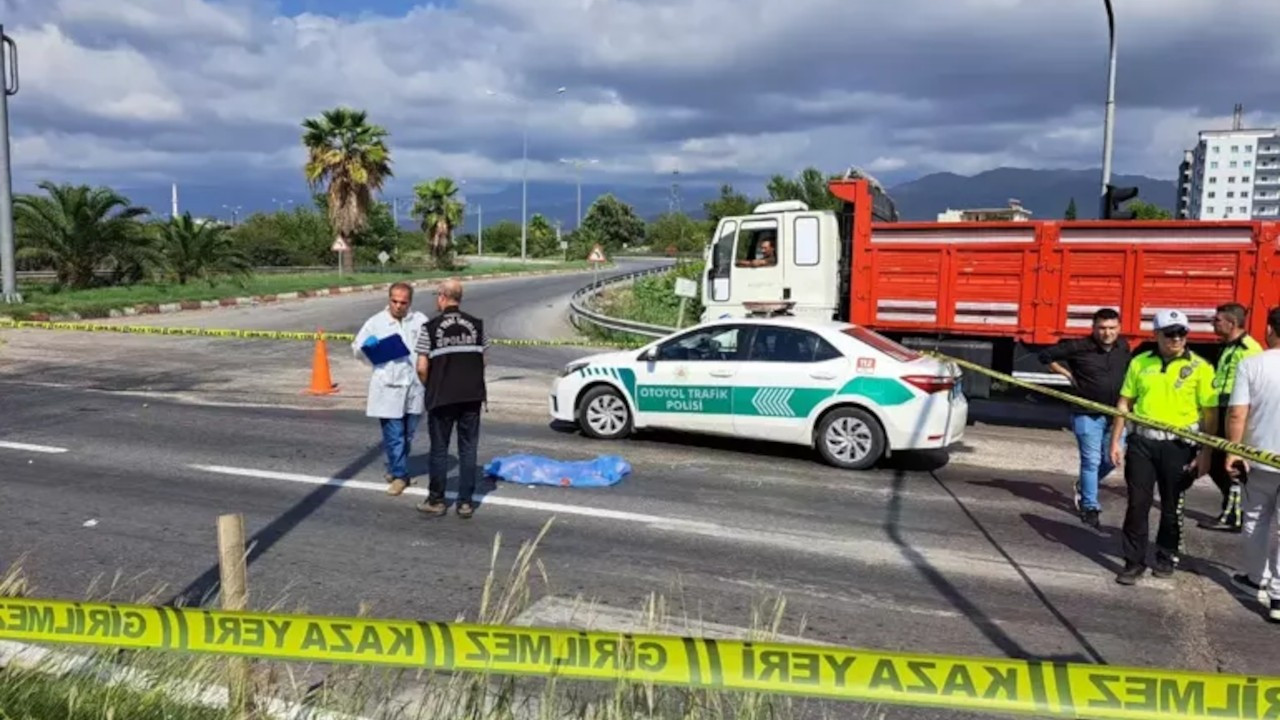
1224 306 1280 621
352 282 428 496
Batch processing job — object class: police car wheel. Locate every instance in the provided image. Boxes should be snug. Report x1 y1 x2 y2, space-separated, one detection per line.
578 385 633 440
816 407 884 470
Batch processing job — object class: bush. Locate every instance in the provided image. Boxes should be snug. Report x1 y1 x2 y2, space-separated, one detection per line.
594 260 706 331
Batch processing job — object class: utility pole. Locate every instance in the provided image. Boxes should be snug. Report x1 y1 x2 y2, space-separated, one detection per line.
0 26 19 304
171 183 179 219
477 203 483 255
1099 0 1117 219
669 169 682 214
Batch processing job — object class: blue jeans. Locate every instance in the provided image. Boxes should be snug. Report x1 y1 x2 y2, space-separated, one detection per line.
1072 413 1120 511
379 413 421 480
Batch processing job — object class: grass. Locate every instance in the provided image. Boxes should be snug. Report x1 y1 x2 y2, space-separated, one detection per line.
2 262 594 321
580 261 705 345
0 523 878 720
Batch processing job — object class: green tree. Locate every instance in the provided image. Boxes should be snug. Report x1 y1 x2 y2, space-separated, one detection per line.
411 177 465 267
159 213 252 284
1064 197 1078 220
302 107 393 271
230 206 332 266
14 181 156 288
480 220 523 257
579 195 645 255
526 213 560 258
647 212 709 255
703 184 754 224
766 167 840 211
1129 201 1173 220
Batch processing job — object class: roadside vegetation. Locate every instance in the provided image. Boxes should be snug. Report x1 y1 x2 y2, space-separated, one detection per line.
0 524 869 720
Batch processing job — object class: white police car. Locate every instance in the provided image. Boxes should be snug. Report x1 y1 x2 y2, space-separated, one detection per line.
549 317 967 470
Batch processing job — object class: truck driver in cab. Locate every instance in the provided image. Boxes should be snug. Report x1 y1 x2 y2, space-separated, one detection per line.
737 231 777 268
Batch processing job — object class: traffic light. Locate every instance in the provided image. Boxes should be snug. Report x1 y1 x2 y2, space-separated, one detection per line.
1103 184 1139 220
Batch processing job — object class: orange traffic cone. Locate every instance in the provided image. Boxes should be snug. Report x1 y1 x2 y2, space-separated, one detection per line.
305 328 339 395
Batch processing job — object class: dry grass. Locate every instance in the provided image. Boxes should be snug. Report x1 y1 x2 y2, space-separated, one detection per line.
0 522 886 720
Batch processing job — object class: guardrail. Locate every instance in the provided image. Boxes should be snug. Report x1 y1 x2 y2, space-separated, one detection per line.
568 264 679 339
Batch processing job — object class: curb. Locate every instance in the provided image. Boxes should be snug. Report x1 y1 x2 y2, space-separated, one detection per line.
1 265 615 324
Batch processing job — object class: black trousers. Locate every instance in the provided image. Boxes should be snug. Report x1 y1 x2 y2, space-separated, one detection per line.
1122 434 1197 567
427 401 482 506
1208 416 1246 523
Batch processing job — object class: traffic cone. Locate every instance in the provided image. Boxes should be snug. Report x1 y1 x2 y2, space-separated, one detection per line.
305 328 339 395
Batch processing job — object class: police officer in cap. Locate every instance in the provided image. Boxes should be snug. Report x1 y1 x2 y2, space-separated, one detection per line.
1109 309 1219 585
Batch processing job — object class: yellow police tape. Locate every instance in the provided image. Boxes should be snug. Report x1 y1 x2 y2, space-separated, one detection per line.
933 354 1280 473
0 597 1274 719
0 319 645 349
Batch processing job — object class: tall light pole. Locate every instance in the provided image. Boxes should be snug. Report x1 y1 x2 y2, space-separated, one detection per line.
0 26 19 304
487 86 566 261
560 157 598 229
1099 0 1117 219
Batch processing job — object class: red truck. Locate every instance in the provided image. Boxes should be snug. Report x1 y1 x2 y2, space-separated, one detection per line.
699 171 1280 398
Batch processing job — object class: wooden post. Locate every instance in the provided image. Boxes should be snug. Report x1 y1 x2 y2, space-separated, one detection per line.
217 514 253 719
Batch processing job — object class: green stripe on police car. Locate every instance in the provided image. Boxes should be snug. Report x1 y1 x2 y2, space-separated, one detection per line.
628 376 912 416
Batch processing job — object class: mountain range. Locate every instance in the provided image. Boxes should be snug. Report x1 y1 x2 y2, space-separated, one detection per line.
101 167 1178 229
884 168 1177 221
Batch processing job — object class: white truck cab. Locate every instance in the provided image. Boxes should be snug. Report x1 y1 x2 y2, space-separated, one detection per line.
701 200 844 323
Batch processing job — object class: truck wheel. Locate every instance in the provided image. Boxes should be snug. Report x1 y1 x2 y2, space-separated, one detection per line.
815 407 885 470
578 385 633 440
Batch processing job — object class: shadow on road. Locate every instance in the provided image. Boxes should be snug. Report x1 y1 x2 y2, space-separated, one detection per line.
167 444 383 608
1021 514 1122 574
885 469 1106 664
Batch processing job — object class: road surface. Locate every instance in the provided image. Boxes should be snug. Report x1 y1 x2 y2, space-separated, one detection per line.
2 263 1278 718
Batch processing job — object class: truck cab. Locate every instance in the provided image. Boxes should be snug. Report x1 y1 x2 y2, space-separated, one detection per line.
701 200 844 322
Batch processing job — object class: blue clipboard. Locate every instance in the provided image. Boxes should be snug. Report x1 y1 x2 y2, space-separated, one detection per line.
362 334 411 365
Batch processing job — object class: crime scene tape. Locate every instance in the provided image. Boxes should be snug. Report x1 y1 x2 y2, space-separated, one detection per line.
932 353 1280 473
0 319 645 349
1 597 1276 719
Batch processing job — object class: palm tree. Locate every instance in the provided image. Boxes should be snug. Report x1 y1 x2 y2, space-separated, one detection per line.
14 182 156 289
411 177 465 267
301 107 393 271
159 213 251 284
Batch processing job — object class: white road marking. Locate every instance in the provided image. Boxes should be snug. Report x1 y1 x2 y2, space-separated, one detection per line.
187 464 720 531
0 440 69 454
187 463 1125 594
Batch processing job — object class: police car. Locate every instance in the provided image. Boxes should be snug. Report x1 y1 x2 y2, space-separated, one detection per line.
549 316 967 470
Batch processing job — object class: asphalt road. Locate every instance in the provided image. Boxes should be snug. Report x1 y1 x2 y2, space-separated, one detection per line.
3 264 1279 718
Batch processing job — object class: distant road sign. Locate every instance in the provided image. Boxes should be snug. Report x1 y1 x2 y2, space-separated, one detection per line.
377 250 390 265
331 237 350 253
587 244 607 263
674 277 698 299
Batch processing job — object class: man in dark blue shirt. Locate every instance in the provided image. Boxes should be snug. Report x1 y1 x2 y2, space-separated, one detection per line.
414 278 488 519
1038 308 1132 528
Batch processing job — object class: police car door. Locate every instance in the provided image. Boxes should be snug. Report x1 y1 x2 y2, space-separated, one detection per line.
731 325 849 445
634 324 747 434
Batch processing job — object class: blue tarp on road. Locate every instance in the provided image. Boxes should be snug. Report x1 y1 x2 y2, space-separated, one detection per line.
483 454 632 488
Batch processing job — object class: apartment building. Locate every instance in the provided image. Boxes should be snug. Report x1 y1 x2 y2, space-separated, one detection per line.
1182 124 1280 220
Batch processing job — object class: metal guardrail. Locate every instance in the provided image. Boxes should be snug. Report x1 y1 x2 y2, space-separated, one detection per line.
568 264 679 339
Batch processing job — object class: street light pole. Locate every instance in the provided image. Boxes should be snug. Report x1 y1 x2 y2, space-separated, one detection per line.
1099 0 1117 218
521 124 528 262
0 26 19 304
559 158 597 230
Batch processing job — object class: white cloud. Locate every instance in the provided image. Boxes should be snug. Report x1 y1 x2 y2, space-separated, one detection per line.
5 0 1280 201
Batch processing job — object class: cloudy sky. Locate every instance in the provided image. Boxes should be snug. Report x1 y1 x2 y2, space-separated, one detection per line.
5 0 1280 211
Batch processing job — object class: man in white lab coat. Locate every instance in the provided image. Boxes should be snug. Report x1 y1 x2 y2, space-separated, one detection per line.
352 282 428 496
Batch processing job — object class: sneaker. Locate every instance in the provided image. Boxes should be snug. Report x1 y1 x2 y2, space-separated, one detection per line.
1152 556 1176 578
1081 509 1101 530
386 478 409 496
1072 479 1082 512
1199 515 1241 532
1270 599 1280 624
456 502 475 519
1232 573 1269 602
416 499 447 516
1116 563 1144 585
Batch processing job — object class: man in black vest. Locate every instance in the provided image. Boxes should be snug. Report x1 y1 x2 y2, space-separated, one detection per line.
414 278 488 519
